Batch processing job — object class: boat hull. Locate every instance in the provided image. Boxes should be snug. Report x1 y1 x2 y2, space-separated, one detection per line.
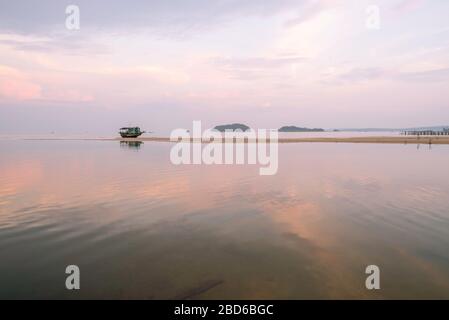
120 133 143 138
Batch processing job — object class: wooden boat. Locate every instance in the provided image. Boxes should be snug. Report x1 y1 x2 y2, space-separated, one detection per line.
119 127 145 138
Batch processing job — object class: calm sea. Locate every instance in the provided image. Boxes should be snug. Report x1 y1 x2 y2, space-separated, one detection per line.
1 139 449 299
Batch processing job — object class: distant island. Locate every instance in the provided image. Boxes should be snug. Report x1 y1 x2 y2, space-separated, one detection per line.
214 123 250 132
278 126 324 132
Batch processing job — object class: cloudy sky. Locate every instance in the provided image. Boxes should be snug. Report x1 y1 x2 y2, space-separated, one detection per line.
0 0 448 134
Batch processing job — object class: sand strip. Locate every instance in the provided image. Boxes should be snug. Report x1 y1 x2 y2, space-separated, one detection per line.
23 136 449 144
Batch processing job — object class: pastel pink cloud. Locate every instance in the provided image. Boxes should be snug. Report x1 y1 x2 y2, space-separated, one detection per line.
0 66 42 100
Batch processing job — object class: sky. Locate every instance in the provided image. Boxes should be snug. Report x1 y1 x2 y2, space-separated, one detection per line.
0 0 449 134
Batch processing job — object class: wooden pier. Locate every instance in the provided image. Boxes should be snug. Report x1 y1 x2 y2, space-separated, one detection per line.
403 128 449 136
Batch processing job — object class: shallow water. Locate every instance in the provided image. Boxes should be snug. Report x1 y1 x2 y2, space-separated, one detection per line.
1 140 449 299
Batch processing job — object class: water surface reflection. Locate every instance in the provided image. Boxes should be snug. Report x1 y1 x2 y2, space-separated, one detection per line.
0 140 449 299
